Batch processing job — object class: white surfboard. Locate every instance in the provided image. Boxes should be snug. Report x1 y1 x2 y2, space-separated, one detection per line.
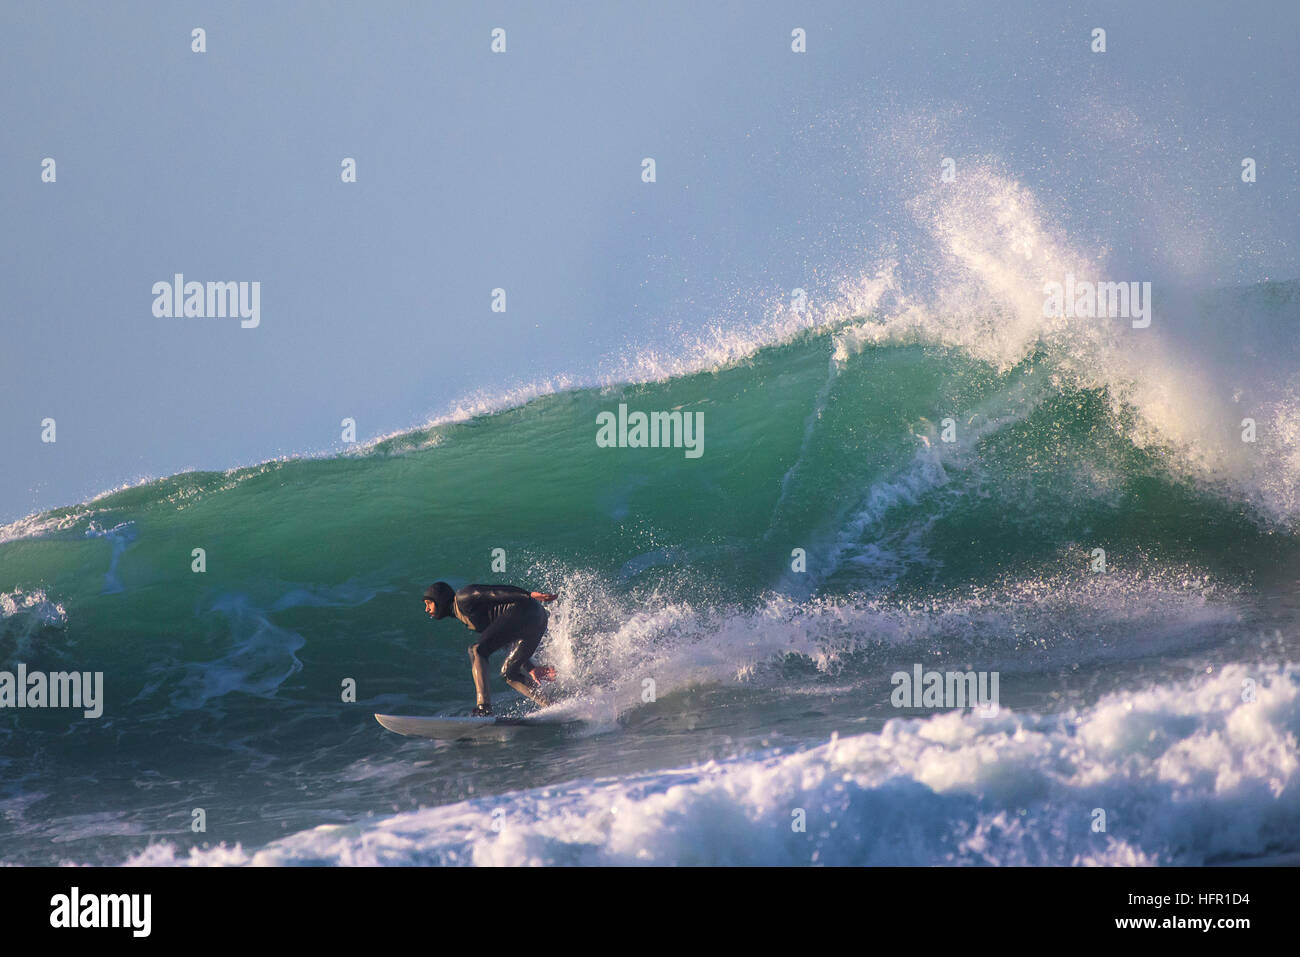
374 713 540 740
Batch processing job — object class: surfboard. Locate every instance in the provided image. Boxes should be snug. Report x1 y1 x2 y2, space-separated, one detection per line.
374 712 540 740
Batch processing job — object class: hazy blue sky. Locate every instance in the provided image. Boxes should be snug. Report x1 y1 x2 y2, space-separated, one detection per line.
3 0 1296 522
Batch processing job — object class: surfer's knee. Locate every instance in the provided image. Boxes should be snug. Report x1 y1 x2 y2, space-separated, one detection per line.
502 659 526 683
469 644 488 662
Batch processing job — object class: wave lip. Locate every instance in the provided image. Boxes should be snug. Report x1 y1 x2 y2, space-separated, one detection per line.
126 663 1299 866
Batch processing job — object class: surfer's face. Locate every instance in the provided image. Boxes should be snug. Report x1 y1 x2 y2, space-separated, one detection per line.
424 599 438 617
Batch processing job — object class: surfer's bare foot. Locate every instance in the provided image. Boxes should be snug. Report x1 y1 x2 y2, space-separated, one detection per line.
529 665 557 682
472 703 492 717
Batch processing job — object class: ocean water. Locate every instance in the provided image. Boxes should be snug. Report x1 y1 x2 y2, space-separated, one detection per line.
2 168 1298 866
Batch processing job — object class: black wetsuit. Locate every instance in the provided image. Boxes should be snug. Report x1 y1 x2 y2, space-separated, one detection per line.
451 584 549 683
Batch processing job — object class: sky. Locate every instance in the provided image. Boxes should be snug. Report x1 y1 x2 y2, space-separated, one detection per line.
2 0 1297 523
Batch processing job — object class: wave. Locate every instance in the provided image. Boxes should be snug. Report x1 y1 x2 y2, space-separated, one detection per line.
1 156 1296 866
0 267 1293 734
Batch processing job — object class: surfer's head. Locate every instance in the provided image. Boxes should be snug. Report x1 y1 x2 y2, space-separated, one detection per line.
423 581 455 619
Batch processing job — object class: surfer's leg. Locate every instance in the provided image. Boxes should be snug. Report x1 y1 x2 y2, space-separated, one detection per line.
467 645 491 712
503 639 549 705
505 673 549 707
469 608 530 713
501 604 550 706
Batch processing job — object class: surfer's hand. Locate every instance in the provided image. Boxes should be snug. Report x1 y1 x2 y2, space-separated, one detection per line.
530 592 558 602
529 665 557 683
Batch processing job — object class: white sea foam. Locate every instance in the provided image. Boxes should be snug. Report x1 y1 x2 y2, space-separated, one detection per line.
0 588 69 661
126 663 1299 866
833 164 1300 525
474 563 1241 732
0 508 94 546
0 588 68 630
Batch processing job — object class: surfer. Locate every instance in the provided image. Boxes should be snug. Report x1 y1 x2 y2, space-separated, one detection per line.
423 582 558 716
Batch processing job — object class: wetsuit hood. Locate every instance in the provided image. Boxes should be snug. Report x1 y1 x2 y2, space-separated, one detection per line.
423 581 456 619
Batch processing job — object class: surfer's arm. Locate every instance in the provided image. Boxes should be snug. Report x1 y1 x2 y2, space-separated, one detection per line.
469 584 535 603
468 584 554 604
